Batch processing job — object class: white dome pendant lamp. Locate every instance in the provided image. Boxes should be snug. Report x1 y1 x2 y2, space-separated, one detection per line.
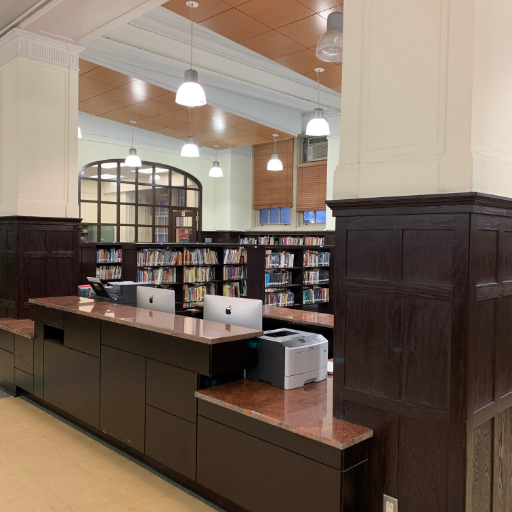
267 135 283 171
176 1 207 107
125 121 142 167
181 108 200 157
209 145 223 177
316 1 343 63
306 68 330 137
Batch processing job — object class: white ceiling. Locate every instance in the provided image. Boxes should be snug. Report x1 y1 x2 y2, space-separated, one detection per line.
0 0 43 33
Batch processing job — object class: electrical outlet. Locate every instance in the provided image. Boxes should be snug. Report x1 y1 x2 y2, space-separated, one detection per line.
384 495 398 512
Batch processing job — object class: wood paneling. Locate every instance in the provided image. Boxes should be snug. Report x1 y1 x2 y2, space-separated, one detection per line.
472 419 493 512
64 313 100 357
0 348 15 394
296 161 327 212
14 335 33 375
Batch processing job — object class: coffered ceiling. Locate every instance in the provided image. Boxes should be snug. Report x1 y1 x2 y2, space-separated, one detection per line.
161 0 343 92
79 59 293 149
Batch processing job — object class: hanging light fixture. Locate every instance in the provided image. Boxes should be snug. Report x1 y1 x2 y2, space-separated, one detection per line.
209 145 223 177
267 135 283 171
176 1 207 107
181 108 200 157
78 126 82 139
125 121 142 167
306 68 330 137
316 1 343 63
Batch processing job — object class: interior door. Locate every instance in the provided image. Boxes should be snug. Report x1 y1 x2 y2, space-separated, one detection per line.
172 211 198 243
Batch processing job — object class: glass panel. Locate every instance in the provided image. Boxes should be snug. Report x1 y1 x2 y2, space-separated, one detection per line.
120 183 136 203
100 163 118 180
80 225 97 243
138 226 153 243
281 207 291 224
120 204 136 224
171 188 186 207
120 165 136 182
172 171 185 187
81 202 97 223
260 209 269 224
138 185 153 205
316 210 327 223
155 167 169 186
270 208 280 224
100 181 117 202
119 225 135 242
101 203 117 224
186 190 199 208
155 229 169 243
137 165 153 184
155 187 170 206
303 211 314 224
176 216 192 227
80 180 98 201
138 206 153 225
187 177 198 189
100 226 117 243
80 165 99 178
155 207 169 226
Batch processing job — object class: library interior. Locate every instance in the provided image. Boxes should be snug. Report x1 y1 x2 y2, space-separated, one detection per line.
1 1 512 512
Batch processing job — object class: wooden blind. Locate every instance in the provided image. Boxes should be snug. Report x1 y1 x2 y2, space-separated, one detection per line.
253 139 294 209
296 161 327 212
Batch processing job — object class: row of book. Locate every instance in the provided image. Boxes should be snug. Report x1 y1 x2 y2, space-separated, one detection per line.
265 251 295 268
184 248 219 265
183 284 215 303
97 248 122 263
184 267 212 283
303 288 329 304
223 266 247 280
265 291 295 307
303 250 330 267
223 282 247 298
137 267 177 285
265 270 291 288
239 236 325 246
303 269 329 285
223 248 247 264
137 249 182 267
240 236 269 245
96 265 122 280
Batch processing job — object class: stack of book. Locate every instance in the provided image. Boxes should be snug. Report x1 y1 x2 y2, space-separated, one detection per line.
265 290 295 307
184 267 212 283
184 248 219 265
78 285 93 298
303 250 330 267
304 236 325 245
303 288 329 304
223 281 246 297
265 271 291 287
223 266 247 280
96 265 122 280
224 248 247 264
303 269 329 285
97 248 122 263
137 249 182 267
137 267 177 285
265 251 295 268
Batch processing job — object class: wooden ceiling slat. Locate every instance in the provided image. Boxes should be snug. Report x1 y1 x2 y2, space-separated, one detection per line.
240 31 304 60
237 0 315 29
162 0 232 23
200 9 269 42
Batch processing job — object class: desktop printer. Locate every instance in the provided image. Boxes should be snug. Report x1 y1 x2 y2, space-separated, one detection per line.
246 328 328 390
88 279 151 306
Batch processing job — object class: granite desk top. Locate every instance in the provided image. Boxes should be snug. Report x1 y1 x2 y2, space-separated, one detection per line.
262 305 334 329
0 319 35 339
196 377 372 451
29 297 263 345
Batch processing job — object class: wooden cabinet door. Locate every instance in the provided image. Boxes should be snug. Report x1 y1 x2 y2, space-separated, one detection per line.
100 346 146 452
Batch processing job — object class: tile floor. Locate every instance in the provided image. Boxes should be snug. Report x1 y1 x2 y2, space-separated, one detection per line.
0 396 224 512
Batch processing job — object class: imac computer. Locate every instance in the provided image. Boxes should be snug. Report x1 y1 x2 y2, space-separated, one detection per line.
137 287 175 314
203 295 262 330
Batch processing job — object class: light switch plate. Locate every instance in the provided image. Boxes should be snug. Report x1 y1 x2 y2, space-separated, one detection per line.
384 495 398 512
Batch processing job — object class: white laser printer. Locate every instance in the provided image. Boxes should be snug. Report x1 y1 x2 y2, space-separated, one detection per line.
246 328 328 390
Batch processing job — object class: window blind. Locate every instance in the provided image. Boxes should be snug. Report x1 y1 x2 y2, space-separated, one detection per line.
253 139 294 209
296 161 327 212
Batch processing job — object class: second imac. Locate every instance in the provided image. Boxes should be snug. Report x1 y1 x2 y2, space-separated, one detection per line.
137 287 175 314
203 295 262 330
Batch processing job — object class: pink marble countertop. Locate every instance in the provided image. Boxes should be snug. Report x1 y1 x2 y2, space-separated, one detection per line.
0 319 35 339
196 377 372 451
262 305 334 329
29 297 263 344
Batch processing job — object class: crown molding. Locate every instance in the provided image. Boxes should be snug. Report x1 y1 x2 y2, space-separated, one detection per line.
0 29 83 69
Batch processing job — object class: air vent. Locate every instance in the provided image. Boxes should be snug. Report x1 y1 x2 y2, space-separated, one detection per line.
306 136 328 162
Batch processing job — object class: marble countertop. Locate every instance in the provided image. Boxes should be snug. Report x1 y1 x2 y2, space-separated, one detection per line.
196 377 372 451
29 297 263 345
0 319 35 339
262 305 334 329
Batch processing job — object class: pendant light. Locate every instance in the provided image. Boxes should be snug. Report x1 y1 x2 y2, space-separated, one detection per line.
125 121 142 167
306 68 330 136
316 1 343 63
181 108 200 157
209 145 223 177
267 135 283 171
78 126 82 139
176 2 207 107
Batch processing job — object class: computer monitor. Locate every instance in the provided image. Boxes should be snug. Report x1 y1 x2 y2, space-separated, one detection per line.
136 287 175 314
87 277 110 298
203 295 262 330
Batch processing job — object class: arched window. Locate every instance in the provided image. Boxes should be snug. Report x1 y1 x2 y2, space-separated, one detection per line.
79 159 202 243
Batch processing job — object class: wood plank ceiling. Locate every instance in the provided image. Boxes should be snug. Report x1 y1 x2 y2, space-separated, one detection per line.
79 60 293 149
162 0 343 92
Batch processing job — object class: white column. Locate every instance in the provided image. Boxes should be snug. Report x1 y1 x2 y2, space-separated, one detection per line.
333 0 512 199
0 29 83 217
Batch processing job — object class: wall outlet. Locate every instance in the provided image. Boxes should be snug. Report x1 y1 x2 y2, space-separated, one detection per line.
384 495 398 512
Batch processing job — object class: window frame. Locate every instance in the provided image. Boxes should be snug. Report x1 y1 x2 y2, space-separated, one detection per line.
302 210 327 225
258 207 291 226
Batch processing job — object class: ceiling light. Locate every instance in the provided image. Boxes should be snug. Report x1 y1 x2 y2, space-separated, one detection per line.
267 135 283 171
306 68 330 137
181 136 200 157
149 174 162 183
78 126 82 139
125 121 142 167
176 2 207 107
316 11 343 62
209 145 223 177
